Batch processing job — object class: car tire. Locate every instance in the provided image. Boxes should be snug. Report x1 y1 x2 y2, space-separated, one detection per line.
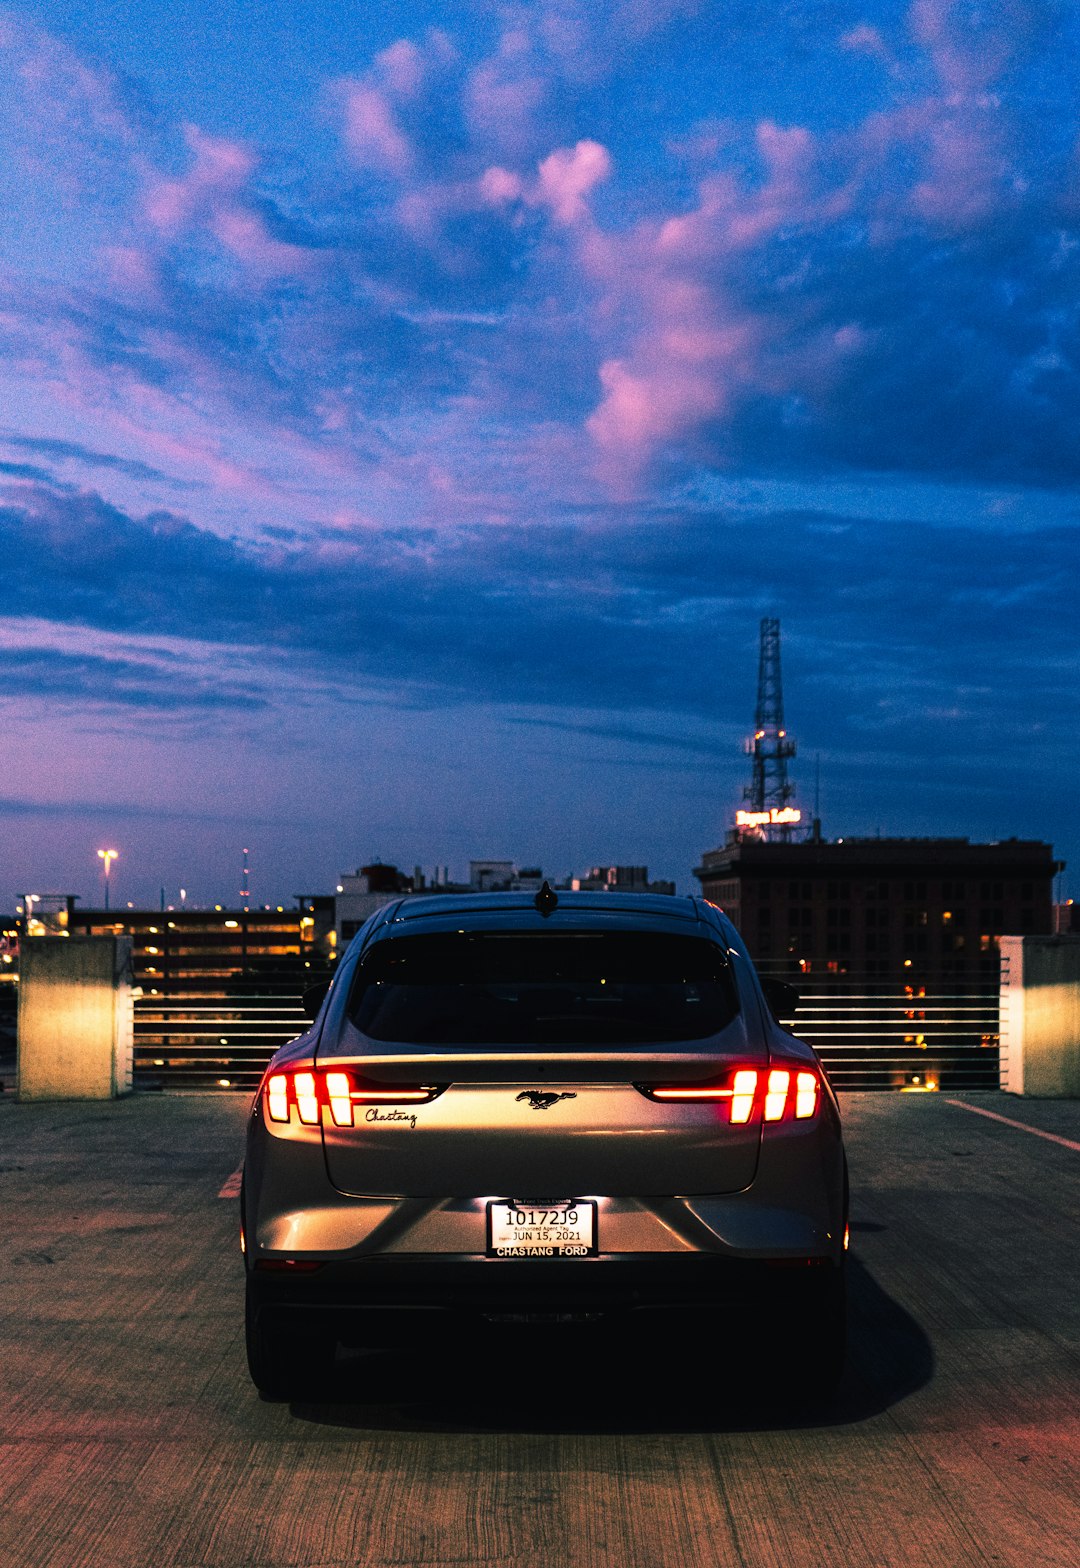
244 1282 337 1399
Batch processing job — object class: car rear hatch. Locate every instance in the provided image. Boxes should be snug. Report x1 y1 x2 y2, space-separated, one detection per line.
317 927 765 1197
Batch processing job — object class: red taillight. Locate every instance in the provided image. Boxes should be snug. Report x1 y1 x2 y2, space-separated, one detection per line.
764 1068 789 1121
794 1070 818 1119
637 1067 759 1122
730 1070 758 1123
295 1071 319 1125
637 1064 819 1124
762 1066 820 1122
262 1066 442 1127
266 1073 290 1123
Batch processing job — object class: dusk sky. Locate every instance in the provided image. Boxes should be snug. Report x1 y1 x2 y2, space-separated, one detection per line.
2 0 1079 910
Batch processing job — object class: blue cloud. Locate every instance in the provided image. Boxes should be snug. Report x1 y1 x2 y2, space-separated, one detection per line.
1 477 1076 765
0 646 262 711
2 434 178 484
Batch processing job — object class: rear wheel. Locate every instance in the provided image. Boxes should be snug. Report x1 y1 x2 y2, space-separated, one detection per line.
245 1281 337 1399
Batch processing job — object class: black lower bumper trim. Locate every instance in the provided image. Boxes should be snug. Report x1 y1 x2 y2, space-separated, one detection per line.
247 1253 838 1322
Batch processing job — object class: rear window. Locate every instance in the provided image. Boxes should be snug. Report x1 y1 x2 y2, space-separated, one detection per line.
346 931 739 1047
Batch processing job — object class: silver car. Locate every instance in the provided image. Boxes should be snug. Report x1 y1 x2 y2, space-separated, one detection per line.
242 888 848 1399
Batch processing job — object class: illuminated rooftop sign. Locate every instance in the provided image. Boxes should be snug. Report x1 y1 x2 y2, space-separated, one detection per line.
735 807 803 829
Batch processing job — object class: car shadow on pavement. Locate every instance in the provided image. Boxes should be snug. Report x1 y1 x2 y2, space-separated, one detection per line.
287 1256 934 1435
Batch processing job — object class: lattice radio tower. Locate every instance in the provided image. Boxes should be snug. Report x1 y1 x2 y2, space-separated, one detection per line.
742 617 799 840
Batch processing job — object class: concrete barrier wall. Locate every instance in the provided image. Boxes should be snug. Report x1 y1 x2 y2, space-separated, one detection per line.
1000 935 1080 1097
17 937 134 1101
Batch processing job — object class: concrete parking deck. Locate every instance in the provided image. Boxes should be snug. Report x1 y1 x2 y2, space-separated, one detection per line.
0 1090 1077 1568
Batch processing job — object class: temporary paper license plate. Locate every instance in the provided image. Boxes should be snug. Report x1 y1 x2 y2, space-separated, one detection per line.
486 1200 597 1258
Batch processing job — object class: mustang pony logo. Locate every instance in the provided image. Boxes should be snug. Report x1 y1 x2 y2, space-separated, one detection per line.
516 1090 577 1111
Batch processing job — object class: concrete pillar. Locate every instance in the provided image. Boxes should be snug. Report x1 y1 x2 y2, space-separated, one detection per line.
17 937 134 1101
999 935 1080 1097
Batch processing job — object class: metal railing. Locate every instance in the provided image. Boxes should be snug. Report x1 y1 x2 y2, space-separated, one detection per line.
134 971 1001 1091
134 991 311 1090
776 987 999 1091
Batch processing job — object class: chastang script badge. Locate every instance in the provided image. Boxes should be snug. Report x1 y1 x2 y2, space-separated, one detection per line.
516 1090 577 1110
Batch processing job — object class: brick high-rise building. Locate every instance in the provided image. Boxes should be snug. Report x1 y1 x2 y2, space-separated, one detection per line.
693 836 1061 986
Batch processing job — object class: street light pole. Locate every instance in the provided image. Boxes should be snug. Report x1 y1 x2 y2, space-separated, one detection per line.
97 849 118 911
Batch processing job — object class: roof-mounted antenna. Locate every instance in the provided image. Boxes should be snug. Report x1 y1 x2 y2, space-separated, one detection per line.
534 880 559 918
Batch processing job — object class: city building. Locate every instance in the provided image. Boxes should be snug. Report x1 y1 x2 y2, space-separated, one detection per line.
334 864 415 944
334 860 549 941
508 867 544 891
469 860 515 891
468 861 545 892
570 865 676 896
66 905 321 996
293 894 337 959
693 836 1061 983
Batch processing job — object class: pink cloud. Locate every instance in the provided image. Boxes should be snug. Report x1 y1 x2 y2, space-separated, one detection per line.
656 121 814 259
18 331 276 496
479 166 525 205
182 124 253 183
909 0 1042 94
141 124 307 276
464 34 546 158
210 209 309 276
536 140 613 224
585 270 756 489
338 79 414 176
331 31 463 206
828 7 1044 238
589 358 717 457
7 17 134 146
576 121 823 486
840 22 895 65
536 8 591 76
854 89 1009 234
910 108 1010 227
144 125 253 232
375 39 426 98
481 139 612 226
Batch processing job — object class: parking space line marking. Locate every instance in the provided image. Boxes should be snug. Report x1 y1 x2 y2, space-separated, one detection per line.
218 1168 244 1198
946 1100 1080 1153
